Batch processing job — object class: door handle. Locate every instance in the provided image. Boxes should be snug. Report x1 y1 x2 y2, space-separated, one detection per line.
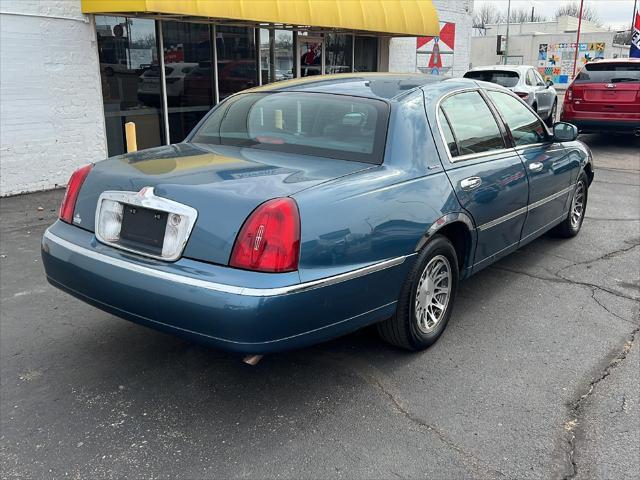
529 162 544 173
460 177 482 190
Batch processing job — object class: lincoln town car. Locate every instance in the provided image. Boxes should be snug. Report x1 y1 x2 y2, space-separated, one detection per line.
42 74 594 355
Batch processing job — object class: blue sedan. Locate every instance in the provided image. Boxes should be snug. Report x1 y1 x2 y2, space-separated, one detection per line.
42 74 594 355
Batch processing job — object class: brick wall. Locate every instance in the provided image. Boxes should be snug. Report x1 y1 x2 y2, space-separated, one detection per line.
0 1 106 196
388 0 474 77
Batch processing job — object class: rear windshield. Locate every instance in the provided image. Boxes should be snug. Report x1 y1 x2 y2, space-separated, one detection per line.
464 70 520 88
190 92 389 164
575 62 640 84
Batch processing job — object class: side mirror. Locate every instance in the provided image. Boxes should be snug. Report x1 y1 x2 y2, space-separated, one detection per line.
553 122 578 142
546 79 554 88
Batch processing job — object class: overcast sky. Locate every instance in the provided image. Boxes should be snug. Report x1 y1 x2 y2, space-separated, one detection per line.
474 0 637 30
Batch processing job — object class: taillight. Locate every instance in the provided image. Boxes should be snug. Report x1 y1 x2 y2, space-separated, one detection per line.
516 92 529 100
229 198 300 273
566 87 573 102
59 164 92 224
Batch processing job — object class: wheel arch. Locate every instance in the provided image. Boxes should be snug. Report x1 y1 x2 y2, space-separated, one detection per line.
415 213 476 277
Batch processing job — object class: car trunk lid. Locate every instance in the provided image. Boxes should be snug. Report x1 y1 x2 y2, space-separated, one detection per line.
75 143 373 265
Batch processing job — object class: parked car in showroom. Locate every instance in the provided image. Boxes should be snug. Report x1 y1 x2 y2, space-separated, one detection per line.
42 74 593 356
560 58 640 135
464 65 558 126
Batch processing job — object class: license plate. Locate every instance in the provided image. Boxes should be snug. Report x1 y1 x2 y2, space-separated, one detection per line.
119 205 168 256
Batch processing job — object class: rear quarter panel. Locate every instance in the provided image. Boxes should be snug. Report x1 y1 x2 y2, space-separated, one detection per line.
293 91 463 289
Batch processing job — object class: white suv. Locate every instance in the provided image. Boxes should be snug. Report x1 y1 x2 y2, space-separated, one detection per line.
464 65 558 126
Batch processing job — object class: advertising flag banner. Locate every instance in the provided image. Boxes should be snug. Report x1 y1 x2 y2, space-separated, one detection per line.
631 11 640 58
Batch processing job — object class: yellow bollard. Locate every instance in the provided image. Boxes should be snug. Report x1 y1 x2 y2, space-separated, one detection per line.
125 122 138 153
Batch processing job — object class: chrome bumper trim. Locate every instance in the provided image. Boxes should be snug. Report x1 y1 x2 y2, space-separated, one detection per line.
43 230 408 297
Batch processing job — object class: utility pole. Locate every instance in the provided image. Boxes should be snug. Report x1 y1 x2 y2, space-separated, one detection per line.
504 0 512 64
571 0 585 78
531 7 535 22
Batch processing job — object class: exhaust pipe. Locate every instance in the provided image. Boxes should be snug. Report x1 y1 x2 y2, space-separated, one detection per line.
242 354 263 366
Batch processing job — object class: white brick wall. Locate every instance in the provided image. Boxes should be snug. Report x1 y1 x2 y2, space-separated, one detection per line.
388 0 474 77
0 0 106 196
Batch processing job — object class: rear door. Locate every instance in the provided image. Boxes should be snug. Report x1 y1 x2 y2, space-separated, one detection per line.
572 62 640 115
486 89 578 241
437 90 529 271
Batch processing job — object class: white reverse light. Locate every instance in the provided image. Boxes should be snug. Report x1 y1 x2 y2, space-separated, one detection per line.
97 199 123 242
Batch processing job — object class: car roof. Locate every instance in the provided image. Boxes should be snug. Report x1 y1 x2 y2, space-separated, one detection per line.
467 65 533 73
582 58 640 64
247 73 451 101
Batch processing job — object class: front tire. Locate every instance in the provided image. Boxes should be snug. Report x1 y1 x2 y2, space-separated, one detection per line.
552 172 588 238
377 235 459 350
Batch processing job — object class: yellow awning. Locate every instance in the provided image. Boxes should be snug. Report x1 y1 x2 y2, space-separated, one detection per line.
81 0 440 36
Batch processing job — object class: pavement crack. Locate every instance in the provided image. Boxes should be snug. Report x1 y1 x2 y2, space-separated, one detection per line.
560 327 639 480
319 353 509 478
554 242 640 279
588 288 639 327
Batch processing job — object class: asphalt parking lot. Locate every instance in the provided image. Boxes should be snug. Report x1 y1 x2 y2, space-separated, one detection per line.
1 134 638 479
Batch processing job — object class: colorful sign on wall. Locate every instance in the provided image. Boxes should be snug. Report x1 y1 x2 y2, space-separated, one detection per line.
631 11 640 58
417 22 455 75
537 42 605 84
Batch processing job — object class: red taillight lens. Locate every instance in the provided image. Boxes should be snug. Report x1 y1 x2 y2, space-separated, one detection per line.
229 198 300 273
59 164 92 223
566 87 573 102
516 92 529 100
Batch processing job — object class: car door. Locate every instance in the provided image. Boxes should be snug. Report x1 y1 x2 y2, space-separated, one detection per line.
437 90 529 272
486 89 579 242
533 69 554 114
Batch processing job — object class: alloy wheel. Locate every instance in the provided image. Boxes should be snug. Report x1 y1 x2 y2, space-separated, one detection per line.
414 255 451 333
570 181 586 229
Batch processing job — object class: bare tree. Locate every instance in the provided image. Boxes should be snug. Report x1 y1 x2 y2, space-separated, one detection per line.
504 6 547 23
555 1 602 25
473 2 506 32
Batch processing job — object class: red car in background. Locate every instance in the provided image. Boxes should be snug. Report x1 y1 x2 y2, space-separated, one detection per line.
561 58 640 135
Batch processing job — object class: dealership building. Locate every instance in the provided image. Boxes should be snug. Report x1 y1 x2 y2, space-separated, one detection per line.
0 0 473 195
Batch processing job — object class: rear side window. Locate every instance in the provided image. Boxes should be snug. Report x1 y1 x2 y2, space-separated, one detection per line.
191 92 389 164
487 91 548 146
440 91 505 158
464 70 520 88
575 63 640 84
526 70 536 86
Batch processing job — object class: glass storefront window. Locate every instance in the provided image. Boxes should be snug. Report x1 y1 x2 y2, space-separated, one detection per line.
161 22 214 143
325 33 353 74
260 29 294 84
216 26 258 99
96 16 165 156
299 35 322 77
354 36 378 72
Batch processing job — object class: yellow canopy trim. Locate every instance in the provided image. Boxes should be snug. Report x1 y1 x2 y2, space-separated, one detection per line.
81 0 440 36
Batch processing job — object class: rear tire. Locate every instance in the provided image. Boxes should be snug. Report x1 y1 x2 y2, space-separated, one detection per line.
377 235 459 350
552 172 589 238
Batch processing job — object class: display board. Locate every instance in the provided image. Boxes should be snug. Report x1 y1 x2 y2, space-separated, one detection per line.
537 42 605 85
417 22 455 76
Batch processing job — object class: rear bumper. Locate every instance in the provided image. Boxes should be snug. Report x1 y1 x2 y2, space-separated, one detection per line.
560 108 640 133
41 222 408 353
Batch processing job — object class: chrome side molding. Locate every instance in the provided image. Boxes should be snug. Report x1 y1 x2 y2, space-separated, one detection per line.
43 230 408 297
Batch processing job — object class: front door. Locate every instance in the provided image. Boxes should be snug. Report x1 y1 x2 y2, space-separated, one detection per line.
485 90 578 241
437 90 529 272
297 36 323 77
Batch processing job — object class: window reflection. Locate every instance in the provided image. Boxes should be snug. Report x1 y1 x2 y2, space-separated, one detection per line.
216 26 257 99
161 22 214 143
96 16 165 156
325 34 353 74
299 35 322 77
354 36 378 72
260 29 294 84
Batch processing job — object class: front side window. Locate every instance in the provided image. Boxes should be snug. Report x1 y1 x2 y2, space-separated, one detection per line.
191 92 389 164
487 91 548 146
440 91 505 158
